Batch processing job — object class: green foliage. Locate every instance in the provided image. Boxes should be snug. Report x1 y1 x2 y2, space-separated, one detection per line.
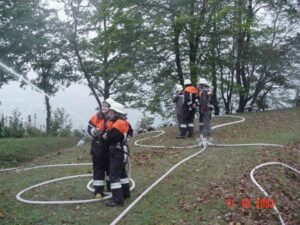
26 126 42 137
136 115 155 131
0 110 44 138
72 129 85 138
0 0 41 87
50 108 72 137
0 109 25 138
1 0 299 120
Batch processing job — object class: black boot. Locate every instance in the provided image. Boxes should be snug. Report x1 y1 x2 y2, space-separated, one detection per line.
94 186 101 195
94 186 105 198
188 126 194 137
122 183 130 199
176 126 187 139
106 188 124 206
106 201 124 207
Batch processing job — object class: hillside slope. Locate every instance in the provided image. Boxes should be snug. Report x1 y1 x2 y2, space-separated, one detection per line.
0 108 299 225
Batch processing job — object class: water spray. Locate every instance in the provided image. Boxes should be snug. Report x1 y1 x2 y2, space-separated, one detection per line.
0 59 93 128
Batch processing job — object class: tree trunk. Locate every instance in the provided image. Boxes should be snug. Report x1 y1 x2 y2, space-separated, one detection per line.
188 2 198 85
104 80 110 99
172 15 184 86
72 2 102 109
189 40 198 84
211 22 220 115
211 72 220 115
236 0 253 113
45 95 51 134
224 100 230 114
235 32 245 113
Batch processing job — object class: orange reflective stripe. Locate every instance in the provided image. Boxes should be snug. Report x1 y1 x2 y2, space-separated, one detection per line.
184 86 198 94
112 120 129 133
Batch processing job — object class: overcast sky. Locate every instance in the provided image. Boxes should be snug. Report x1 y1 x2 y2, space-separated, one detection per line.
0 79 145 130
0 1 167 131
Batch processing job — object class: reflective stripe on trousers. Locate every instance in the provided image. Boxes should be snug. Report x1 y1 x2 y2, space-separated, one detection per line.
111 182 122 189
93 180 105 186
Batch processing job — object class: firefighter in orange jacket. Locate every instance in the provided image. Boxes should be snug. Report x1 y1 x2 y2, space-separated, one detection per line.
177 79 199 138
87 98 114 198
102 102 132 207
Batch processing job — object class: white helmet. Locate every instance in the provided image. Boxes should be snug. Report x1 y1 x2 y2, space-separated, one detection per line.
184 79 191 85
104 98 115 107
199 78 209 86
175 84 183 92
109 102 125 114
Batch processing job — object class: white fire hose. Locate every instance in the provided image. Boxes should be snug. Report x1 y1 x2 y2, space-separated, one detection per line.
111 115 299 225
0 115 298 225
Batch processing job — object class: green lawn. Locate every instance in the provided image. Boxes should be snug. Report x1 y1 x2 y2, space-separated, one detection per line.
0 108 299 225
0 136 80 168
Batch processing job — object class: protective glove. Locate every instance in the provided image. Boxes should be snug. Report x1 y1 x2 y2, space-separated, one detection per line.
100 131 108 140
91 128 100 137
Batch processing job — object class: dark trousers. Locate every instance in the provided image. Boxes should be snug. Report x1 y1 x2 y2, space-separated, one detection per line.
180 108 195 136
109 145 130 204
199 110 211 137
176 114 182 132
91 140 109 193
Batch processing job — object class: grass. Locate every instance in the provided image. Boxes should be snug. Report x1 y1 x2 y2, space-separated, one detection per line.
0 108 299 225
0 136 80 168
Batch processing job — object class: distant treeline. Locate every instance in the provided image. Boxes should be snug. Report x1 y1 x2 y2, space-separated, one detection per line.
0 108 83 138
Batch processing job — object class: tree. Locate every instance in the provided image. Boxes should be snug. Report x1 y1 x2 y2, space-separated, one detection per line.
26 4 75 134
112 0 220 117
0 114 4 137
230 0 300 112
1 1 76 134
136 115 154 132
0 0 41 87
62 0 144 110
50 107 72 136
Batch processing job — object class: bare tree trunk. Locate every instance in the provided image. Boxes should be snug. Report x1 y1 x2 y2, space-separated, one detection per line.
210 21 220 115
45 95 51 134
171 13 184 86
188 2 199 85
211 68 220 115
104 80 110 99
236 0 253 113
224 100 230 114
71 0 102 109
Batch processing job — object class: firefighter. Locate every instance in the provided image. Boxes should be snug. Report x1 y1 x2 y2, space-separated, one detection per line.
198 78 214 146
176 79 199 138
101 102 132 207
173 84 184 133
87 98 114 198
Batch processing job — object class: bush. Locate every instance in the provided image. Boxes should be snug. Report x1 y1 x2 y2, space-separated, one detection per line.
72 129 85 138
50 108 72 136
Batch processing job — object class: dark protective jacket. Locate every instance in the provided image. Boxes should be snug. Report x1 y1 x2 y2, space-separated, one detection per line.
106 118 132 203
87 112 113 156
106 119 130 145
198 85 212 113
173 92 184 116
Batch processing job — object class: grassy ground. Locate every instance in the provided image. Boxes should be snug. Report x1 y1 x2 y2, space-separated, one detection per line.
0 136 80 168
0 108 299 225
